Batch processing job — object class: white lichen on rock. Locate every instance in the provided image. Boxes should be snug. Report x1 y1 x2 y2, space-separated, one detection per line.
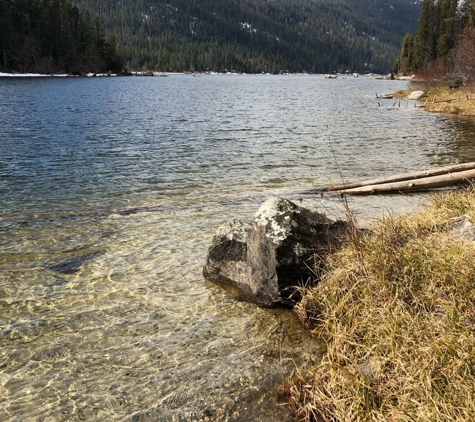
254 197 298 244
216 219 249 242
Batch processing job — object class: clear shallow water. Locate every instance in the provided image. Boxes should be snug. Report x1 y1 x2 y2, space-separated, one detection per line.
2 74 475 421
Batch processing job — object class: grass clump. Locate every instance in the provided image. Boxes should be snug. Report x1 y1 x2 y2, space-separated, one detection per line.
397 85 475 116
393 89 414 99
289 189 475 421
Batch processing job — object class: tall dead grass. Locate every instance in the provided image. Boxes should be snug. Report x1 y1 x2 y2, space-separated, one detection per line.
289 188 475 421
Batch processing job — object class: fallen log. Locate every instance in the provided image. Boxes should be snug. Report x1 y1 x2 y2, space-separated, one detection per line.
376 93 394 99
334 168 475 195
327 162 475 192
434 98 458 104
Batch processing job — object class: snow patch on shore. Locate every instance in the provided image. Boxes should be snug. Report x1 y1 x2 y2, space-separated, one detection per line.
0 73 70 77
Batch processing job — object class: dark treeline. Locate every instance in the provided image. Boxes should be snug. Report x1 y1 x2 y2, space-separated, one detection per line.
395 0 475 85
0 0 122 73
69 0 421 74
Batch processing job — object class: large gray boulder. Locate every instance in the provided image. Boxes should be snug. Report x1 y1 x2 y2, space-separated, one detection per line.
203 197 348 307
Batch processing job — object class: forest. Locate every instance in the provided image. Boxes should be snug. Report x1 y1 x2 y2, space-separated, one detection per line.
1 0 421 74
70 0 421 74
395 0 475 86
0 0 122 74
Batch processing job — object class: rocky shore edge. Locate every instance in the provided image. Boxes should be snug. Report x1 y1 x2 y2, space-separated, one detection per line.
204 189 475 420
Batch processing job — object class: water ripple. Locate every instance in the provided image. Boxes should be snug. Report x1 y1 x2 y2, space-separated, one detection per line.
1 75 475 420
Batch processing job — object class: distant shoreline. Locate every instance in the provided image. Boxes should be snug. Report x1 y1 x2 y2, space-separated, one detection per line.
0 72 118 78
0 72 133 78
0 71 406 78
0 71 169 78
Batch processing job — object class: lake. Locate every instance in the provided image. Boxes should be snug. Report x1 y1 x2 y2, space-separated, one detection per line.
1 74 475 421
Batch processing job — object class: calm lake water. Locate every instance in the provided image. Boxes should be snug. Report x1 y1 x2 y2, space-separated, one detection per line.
2 74 475 421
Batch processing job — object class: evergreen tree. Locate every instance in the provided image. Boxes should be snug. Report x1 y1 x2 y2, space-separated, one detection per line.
415 0 436 70
394 0 475 83
66 0 421 73
0 0 15 70
436 0 458 58
0 0 123 73
394 32 415 75
1 0 422 74
459 0 475 27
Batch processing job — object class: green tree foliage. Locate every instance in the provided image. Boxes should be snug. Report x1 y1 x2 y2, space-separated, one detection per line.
394 0 475 76
436 0 458 58
68 0 421 73
0 0 15 69
0 0 123 73
459 0 475 26
414 0 437 70
394 32 415 75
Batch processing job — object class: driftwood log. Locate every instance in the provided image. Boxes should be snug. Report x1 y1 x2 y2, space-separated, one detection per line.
376 93 394 99
327 162 475 195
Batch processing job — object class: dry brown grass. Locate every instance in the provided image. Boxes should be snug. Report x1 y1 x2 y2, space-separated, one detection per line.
393 89 414 99
398 85 475 116
423 86 471 115
288 188 475 421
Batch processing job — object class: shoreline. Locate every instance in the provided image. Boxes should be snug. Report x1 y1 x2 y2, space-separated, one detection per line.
0 71 167 78
395 85 475 116
289 187 475 420
0 71 409 78
287 91 475 419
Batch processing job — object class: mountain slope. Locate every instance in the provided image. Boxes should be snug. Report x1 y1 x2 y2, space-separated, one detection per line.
71 0 421 73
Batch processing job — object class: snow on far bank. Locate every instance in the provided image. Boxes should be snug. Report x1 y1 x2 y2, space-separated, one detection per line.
0 72 121 78
0 73 71 77
87 73 117 77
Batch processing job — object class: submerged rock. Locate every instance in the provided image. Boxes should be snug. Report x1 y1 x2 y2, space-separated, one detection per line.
203 197 348 307
47 251 103 274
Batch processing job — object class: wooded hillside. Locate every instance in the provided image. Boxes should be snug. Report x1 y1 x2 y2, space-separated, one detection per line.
0 0 122 74
0 0 422 74
70 0 421 73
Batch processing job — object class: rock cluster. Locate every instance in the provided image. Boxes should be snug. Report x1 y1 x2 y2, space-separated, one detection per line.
203 197 348 307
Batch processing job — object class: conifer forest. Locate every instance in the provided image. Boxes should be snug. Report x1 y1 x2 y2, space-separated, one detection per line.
1 0 422 74
394 0 475 86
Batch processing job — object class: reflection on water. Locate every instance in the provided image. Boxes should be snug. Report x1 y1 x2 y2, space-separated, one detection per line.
436 115 475 163
1 75 475 421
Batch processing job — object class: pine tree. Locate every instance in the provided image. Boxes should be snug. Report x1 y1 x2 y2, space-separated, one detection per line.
395 32 415 75
414 0 436 70
0 0 123 73
0 0 15 69
436 0 458 58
